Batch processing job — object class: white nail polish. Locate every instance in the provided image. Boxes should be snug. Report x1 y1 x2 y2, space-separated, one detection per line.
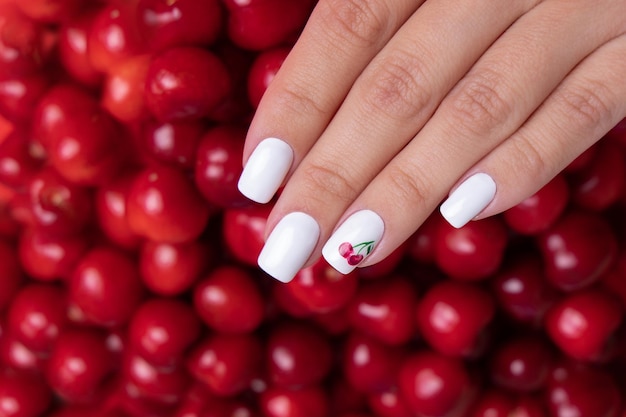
322 210 384 275
440 173 496 228
238 138 294 204
258 212 320 283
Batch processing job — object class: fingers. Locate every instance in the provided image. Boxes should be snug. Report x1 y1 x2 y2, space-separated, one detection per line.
238 0 421 203
460 33 626 222
329 0 626 271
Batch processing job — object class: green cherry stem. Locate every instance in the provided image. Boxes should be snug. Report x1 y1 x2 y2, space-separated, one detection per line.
352 241 375 255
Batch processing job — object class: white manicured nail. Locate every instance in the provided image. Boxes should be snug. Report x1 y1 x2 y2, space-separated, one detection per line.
322 210 384 275
440 173 496 228
238 138 293 204
258 212 320 283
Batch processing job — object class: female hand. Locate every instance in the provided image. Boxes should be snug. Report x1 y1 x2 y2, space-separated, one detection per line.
237 0 626 282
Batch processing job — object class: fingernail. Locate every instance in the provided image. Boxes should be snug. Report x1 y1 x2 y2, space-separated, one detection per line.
258 212 320 283
322 210 384 274
238 138 294 204
440 173 496 228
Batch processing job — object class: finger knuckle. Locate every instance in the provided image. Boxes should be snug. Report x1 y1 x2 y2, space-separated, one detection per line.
300 160 360 206
385 163 430 209
322 0 389 48
555 81 613 128
272 79 331 120
447 69 511 135
363 50 432 121
508 135 550 180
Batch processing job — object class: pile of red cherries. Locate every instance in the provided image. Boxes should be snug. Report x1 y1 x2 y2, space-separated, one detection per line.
1 0 626 416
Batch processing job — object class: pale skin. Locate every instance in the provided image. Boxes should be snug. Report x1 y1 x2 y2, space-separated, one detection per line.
243 0 626 270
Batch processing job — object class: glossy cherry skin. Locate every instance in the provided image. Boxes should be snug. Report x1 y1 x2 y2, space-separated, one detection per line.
503 174 569 235
186 332 262 396
545 361 621 417
416 281 495 357
69 246 144 327
95 173 142 250
46 328 117 403
398 350 475 417
88 3 145 74
26 167 93 237
537 210 618 291
222 204 271 267
18 226 89 281
15 0 83 23
128 298 201 367
127 164 212 244
7 283 68 354
0 329 45 373
490 335 553 392
142 119 205 170
266 320 332 388
347 275 417 345
569 141 625 211
193 265 265 333
0 128 44 189
102 54 151 123
223 0 316 50
407 212 443 264
144 47 231 122
342 331 405 394
0 369 53 417
367 385 413 417
491 253 560 327
0 74 50 125
139 239 211 296
434 216 508 281
58 8 103 87
0 239 23 311
467 389 514 417
247 47 289 108
545 289 622 361
285 258 358 314
259 385 329 417
194 124 250 208
0 5 47 79
136 0 222 52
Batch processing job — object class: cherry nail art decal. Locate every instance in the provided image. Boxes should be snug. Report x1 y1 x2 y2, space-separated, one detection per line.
323 210 384 274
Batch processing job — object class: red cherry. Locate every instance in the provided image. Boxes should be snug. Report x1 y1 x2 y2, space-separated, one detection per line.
46 328 117 403
7 283 67 354
537 210 618 291
367 385 413 417
102 54 151 123
0 5 48 79
545 289 622 361
222 204 271 267
416 281 495 357
467 389 514 417
18 227 89 282
0 369 52 417
58 8 103 87
223 0 316 50
503 174 569 235
88 4 145 74
266 320 333 388
0 239 23 311
0 128 44 189
347 276 418 345
0 330 44 373
186 332 262 396
434 216 508 281
15 0 83 23
491 253 560 326
194 124 251 208
0 74 50 125
490 335 553 392
342 331 405 394
136 0 222 52
397 350 475 417
347 254 364 266
69 246 144 327
247 47 289 108
141 119 205 169
193 265 265 333
258 385 329 417
139 239 211 296
128 298 201 367
569 141 625 211
127 164 212 244
286 258 358 314
407 212 443 264
144 47 231 122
